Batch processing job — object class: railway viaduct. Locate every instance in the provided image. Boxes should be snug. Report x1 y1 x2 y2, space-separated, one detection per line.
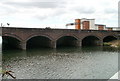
1 27 120 50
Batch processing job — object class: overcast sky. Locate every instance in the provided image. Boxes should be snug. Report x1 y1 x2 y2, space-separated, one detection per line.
0 0 119 28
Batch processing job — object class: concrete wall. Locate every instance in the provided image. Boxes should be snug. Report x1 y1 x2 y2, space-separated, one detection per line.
89 19 96 30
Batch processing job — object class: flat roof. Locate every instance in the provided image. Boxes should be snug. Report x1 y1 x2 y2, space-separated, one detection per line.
95 24 106 26
106 27 120 28
81 18 95 20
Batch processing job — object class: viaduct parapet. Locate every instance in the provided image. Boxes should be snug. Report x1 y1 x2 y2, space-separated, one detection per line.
1 27 120 50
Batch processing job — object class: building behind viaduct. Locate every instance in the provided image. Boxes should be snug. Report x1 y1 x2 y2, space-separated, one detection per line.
1 27 120 50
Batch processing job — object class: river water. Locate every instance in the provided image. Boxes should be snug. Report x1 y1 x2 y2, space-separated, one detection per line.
2 46 119 79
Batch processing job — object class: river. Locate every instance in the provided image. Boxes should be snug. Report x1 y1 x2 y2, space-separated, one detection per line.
1 46 119 79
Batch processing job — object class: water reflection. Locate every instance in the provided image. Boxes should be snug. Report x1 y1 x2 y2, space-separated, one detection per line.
2 46 118 79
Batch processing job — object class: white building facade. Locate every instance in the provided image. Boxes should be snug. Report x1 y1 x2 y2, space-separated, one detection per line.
66 18 120 31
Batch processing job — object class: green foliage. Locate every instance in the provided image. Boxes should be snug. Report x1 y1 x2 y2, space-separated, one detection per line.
104 40 120 48
103 42 111 46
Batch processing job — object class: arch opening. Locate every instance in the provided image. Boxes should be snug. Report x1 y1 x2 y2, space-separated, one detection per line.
26 36 52 49
57 36 78 47
82 36 101 46
2 36 21 50
103 36 117 42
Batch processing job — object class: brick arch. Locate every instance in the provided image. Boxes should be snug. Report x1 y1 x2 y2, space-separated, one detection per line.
26 34 54 42
56 34 80 47
103 35 118 43
103 35 118 40
56 34 79 41
2 33 22 41
2 33 23 50
81 35 101 41
26 34 54 49
81 35 102 46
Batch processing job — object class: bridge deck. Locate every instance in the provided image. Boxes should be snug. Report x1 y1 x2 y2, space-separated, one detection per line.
1 27 120 50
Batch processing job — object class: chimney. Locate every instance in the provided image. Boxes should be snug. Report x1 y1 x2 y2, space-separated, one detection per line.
75 19 81 29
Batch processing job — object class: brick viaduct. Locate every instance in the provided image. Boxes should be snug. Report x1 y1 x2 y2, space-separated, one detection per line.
1 27 120 50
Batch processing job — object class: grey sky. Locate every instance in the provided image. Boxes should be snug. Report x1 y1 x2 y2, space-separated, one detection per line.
0 0 118 28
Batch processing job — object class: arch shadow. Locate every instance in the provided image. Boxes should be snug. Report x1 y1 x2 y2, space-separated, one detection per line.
56 36 79 48
2 33 22 41
103 35 118 42
82 35 101 46
26 35 53 49
2 36 21 50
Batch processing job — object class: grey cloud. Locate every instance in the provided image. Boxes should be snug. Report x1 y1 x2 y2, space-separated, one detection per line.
53 8 67 16
29 0 65 2
3 1 66 8
34 15 48 20
104 8 117 14
1 0 67 21
34 8 67 20
0 5 18 16
74 7 96 14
